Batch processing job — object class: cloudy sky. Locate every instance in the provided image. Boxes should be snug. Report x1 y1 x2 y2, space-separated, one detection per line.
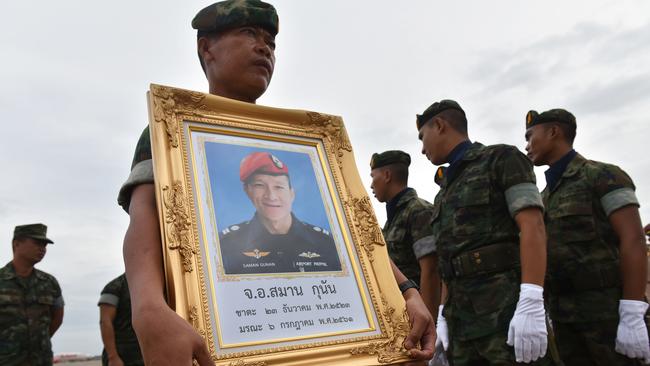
1 0 649 356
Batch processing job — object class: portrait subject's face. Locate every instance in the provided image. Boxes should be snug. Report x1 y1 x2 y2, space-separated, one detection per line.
245 174 295 221
202 26 276 102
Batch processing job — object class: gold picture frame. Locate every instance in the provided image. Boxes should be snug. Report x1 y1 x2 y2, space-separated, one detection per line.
148 84 411 365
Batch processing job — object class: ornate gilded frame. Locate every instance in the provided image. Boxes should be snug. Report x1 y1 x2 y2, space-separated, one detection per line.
148 84 411 365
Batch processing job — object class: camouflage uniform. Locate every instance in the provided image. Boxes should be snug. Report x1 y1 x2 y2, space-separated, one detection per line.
543 152 644 365
98 274 143 366
431 142 553 365
382 188 436 285
0 262 64 366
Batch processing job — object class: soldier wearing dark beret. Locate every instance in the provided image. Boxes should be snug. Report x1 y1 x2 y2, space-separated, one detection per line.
117 1 435 363
369 150 440 315
525 108 650 364
0 224 64 365
118 1 279 365
219 152 342 274
417 99 554 365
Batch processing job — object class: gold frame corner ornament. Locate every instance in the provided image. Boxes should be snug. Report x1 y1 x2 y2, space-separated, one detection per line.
349 297 410 364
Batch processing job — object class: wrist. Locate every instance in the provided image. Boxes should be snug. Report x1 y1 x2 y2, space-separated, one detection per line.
520 283 544 299
402 287 419 300
398 279 420 294
619 299 649 315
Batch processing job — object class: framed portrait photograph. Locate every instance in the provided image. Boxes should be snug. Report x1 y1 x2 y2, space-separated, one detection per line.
148 84 412 365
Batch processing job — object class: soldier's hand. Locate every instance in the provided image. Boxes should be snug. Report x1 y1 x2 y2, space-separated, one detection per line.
507 284 547 363
435 305 449 351
615 300 650 363
403 288 435 361
133 302 214 366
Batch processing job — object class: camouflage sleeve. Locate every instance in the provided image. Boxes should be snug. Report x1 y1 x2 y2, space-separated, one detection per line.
52 277 64 308
409 205 436 259
117 126 153 213
98 276 123 307
593 164 639 216
495 146 543 217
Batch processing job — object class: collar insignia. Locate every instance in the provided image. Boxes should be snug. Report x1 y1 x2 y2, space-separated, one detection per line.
299 251 321 259
243 249 270 259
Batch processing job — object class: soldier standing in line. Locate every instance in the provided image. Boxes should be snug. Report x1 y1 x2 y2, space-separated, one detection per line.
118 1 435 364
369 150 440 314
98 273 143 366
0 223 64 365
417 99 554 365
525 108 650 364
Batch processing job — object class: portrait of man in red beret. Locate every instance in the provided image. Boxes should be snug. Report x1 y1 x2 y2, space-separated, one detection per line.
218 151 342 275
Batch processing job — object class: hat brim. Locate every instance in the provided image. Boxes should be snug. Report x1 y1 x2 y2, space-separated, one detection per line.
28 235 54 244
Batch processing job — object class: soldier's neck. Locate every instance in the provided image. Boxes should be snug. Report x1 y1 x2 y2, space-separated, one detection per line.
11 259 35 278
546 145 573 166
261 215 292 235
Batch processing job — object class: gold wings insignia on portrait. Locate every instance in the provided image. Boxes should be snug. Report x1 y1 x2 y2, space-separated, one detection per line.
243 249 270 259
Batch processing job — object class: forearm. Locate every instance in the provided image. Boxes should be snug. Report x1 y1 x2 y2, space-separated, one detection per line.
49 307 63 336
391 259 408 285
516 208 546 286
124 184 167 314
610 206 647 300
620 239 647 300
100 319 120 358
418 255 440 316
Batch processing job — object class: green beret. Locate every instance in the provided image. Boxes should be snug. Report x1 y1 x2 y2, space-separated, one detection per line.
13 223 54 244
526 108 576 129
370 150 411 170
416 99 465 130
192 0 279 37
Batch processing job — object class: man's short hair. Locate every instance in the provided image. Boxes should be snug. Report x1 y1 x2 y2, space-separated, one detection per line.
436 109 468 134
385 163 409 185
546 122 576 145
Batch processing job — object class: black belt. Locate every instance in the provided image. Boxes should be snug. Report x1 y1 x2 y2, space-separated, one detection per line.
440 242 520 280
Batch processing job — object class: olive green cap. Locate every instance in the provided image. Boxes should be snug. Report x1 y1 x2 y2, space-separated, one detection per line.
526 108 576 129
192 0 279 36
370 150 411 170
416 99 465 130
13 223 53 244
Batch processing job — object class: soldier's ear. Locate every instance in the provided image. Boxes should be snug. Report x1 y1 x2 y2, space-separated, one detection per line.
382 167 391 182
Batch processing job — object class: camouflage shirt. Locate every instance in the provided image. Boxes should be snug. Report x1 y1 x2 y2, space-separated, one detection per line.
0 262 64 366
543 153 640 323
382 188 436 285
118 126 153 212
98 274 143 366
432 142 543 341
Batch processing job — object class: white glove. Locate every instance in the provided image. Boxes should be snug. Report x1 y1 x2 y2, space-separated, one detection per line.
435 305 449 351
507 283 548 363
615 299 650 363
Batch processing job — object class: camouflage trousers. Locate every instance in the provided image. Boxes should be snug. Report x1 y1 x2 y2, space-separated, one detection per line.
448 329 557 366
554 320 645 366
